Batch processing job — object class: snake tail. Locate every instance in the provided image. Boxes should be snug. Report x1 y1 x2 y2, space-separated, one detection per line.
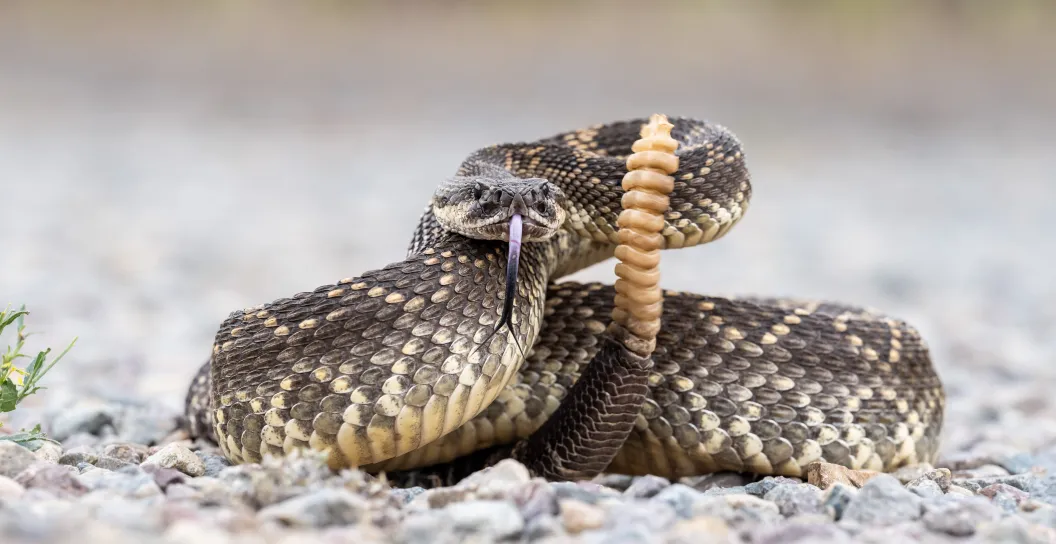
508 115 679 480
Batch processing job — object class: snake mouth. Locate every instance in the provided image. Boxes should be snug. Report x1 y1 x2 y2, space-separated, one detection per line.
474 216 552 242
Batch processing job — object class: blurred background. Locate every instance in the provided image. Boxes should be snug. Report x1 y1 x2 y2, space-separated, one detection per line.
1 1 1054 458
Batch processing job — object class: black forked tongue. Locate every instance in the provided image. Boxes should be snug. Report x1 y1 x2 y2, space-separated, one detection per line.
474 214 526 359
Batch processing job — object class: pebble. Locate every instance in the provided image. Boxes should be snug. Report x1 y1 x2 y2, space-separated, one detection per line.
750 520 853 543
605 499 678 532
0 441 39 478
0 474 26 500
652 483 705 519
907 468 952 493
142 443 205 477
396 499 524 544
15 462 89 498
840 474 923 526
806 461 881 490
550 481 621 504
690 493 784 527
921 495 1004 537
257 488 367 528
744 476 804 497
34 442 63 464
59 451 98 466
666 516 731 543
822 483 857 520
763 483 825 517
679 472 750 492
623 475 671 498
560 498 606 533
953 473 1034 494
102 443 146 464
77 466 162 498
906 478 943 499
48 401 116 441
981 482 1030 509
593 473 634 491
194 450 231 477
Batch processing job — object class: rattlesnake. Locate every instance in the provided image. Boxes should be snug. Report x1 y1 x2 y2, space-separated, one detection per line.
185 117 944 483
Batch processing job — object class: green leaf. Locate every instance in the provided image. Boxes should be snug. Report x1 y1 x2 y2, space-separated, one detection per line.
0 425 53 451
0 379 18 412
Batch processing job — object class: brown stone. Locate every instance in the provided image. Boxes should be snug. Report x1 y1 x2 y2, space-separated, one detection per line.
805 461 881 490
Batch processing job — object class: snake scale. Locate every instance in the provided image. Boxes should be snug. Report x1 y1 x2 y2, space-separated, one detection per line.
185 117 945 483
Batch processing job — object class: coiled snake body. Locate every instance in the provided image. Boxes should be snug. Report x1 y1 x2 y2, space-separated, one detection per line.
186 117 944 482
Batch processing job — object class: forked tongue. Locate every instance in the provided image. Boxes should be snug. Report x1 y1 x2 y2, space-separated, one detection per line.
501 213 523 328
475 213 525 358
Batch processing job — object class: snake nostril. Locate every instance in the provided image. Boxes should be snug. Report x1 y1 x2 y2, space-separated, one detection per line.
473 184 485 201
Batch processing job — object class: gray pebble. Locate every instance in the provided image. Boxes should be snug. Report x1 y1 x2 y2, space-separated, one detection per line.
257 488 367 528
840 474 922 526
33 442 63 463
679 472 750 492
764 483 825 517
582 523 657 544
456 459 530 491
744 476 803 498
702 484 749 496
59 451 99 466
513 479 559 521
652 483 704 519
113 403 180 445
0 441 38 478
907 478 943 499
142 443 205 477
194 450 231 477
822 483 857 520
523 512 566 540
623 475 671 498
999 452 1040 475
980 483 1030 512
690 493 783 527
907 468 952 493
891 463 935 483
102 443 146 464
953 464 1012 480
78 466 161 498
0 474 26 500
605 499 678 532
15 461 89 498
48 401 115 441
1025 474 1056 505
750 520 853 543
921 495 1003 537
60 432 103 451
83 492 166 533
954 473 1034 494
550 481 620 504
1023 505 1056 529
444 499 524 538
397 500 524 544
94 455 135 471
593 473 634 491
164 482 203 501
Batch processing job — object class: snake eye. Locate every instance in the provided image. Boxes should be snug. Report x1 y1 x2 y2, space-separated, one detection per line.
472 184 484 201
535 201 548 214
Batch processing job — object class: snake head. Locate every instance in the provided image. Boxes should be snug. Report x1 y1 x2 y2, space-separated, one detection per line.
432 162 567 242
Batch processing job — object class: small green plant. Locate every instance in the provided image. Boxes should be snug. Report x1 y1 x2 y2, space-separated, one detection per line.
0 305 76 447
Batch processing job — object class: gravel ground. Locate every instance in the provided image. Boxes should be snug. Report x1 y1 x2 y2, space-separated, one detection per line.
1 3 1056 542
